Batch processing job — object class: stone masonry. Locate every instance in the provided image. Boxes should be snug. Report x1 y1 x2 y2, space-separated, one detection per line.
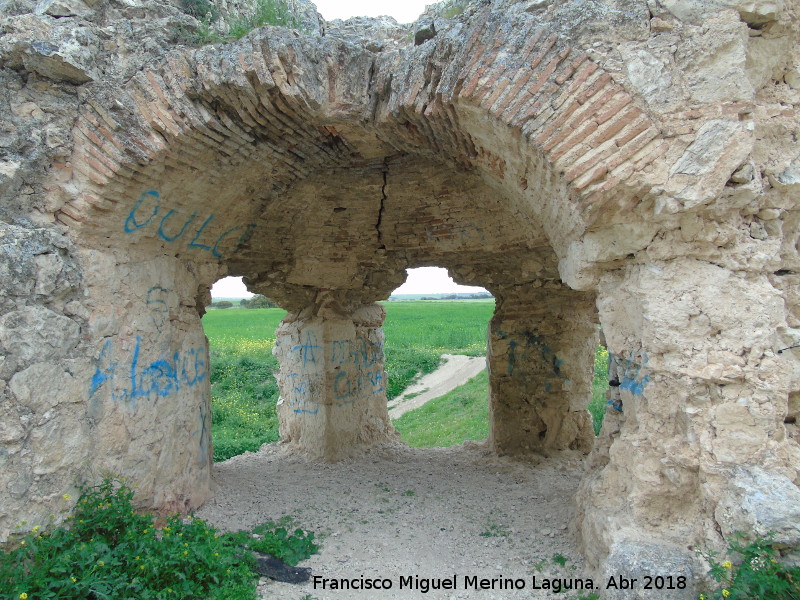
1 0 799 593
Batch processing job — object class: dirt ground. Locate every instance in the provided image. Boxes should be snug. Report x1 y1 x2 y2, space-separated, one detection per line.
197 441 591 600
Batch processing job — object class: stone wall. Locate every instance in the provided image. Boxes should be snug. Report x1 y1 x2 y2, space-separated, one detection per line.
1 0 799 589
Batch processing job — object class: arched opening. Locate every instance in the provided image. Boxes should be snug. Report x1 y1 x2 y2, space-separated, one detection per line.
203 276 285 461
384 267 494 448
40 12 718 576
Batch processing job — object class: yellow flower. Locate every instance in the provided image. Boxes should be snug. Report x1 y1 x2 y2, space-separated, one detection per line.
214 552 219 557
63 493 71 500
32 526 39 533
20 541 25 546
722 590 730 598
722 560 733 569
699 595 706 600
97 560 104 567
71 576 77 583
139 565 145 570
19 594 28 599
183 550 188 556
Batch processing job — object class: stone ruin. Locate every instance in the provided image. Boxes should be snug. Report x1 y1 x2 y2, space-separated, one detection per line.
1 0 799 593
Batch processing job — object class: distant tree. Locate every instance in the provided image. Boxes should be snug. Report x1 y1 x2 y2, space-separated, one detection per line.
212 300 233 309
247 294 277 309
239 298 250 307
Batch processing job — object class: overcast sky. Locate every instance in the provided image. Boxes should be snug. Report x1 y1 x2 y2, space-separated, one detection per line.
212 268 487 298
311 0 431 22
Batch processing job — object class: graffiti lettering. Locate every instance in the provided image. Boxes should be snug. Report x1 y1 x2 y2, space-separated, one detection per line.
89 336 207 406
193 397 211 465
146 286 170 332
496 329 564 381
292 331 322 368
286 372 318 414
123 190 256 259
333 368 384 406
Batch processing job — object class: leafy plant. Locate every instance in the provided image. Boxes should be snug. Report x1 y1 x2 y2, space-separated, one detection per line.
181 0 303 46
0 477 318 600
699 533 800 600
224 517 318 566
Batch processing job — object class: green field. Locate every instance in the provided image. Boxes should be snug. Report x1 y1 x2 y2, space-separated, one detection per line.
202 300 608 460
393 369 490 447
381 300 493 398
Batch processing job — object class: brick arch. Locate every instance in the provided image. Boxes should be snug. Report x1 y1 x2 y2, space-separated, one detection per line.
46 11 704 574
57 14 668 268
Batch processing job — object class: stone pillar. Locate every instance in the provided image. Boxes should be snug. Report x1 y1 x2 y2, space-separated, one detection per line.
576 259 800 596
487 282 597 455
76 253 217 514
274 301 395 460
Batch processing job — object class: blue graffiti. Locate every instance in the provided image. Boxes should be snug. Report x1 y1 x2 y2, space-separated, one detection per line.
292 331 322 368
89 337 207 406
124 190 256 259
616 351 649 396
146 286 170 331
193 397 211 465
496 329 565 381
286 372 318 414
158 209 197 242
333 368 384 406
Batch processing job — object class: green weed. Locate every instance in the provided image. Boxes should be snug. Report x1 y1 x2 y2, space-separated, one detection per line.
589 345 609 435
698 533 800 600
435 0 469 18
177 0 303 46
479 523 510 538
0 477 318 600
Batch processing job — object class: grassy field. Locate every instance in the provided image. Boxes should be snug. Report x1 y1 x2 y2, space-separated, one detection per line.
202 301 608 459
393 369 490 447
202 308 285 461
381 300 493 398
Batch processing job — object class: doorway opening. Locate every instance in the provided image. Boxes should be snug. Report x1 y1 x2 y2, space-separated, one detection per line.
383 267 494 448
202 276 286 461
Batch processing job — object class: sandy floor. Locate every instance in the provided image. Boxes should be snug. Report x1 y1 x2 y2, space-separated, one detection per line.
387 355 487 420
197 442 590 600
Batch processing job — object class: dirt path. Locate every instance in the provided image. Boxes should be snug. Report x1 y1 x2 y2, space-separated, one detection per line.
197 442 590 600
388 355 487 419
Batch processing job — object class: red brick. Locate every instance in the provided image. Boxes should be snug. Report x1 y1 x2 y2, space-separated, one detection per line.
565 140 617 181
573 164 608 190
577 73 612 104
55 206 85 226
615 119 653 147
594 93 633 125
589 107 642 147
549 120 599 162
604 128 660 173
555 52 588 85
